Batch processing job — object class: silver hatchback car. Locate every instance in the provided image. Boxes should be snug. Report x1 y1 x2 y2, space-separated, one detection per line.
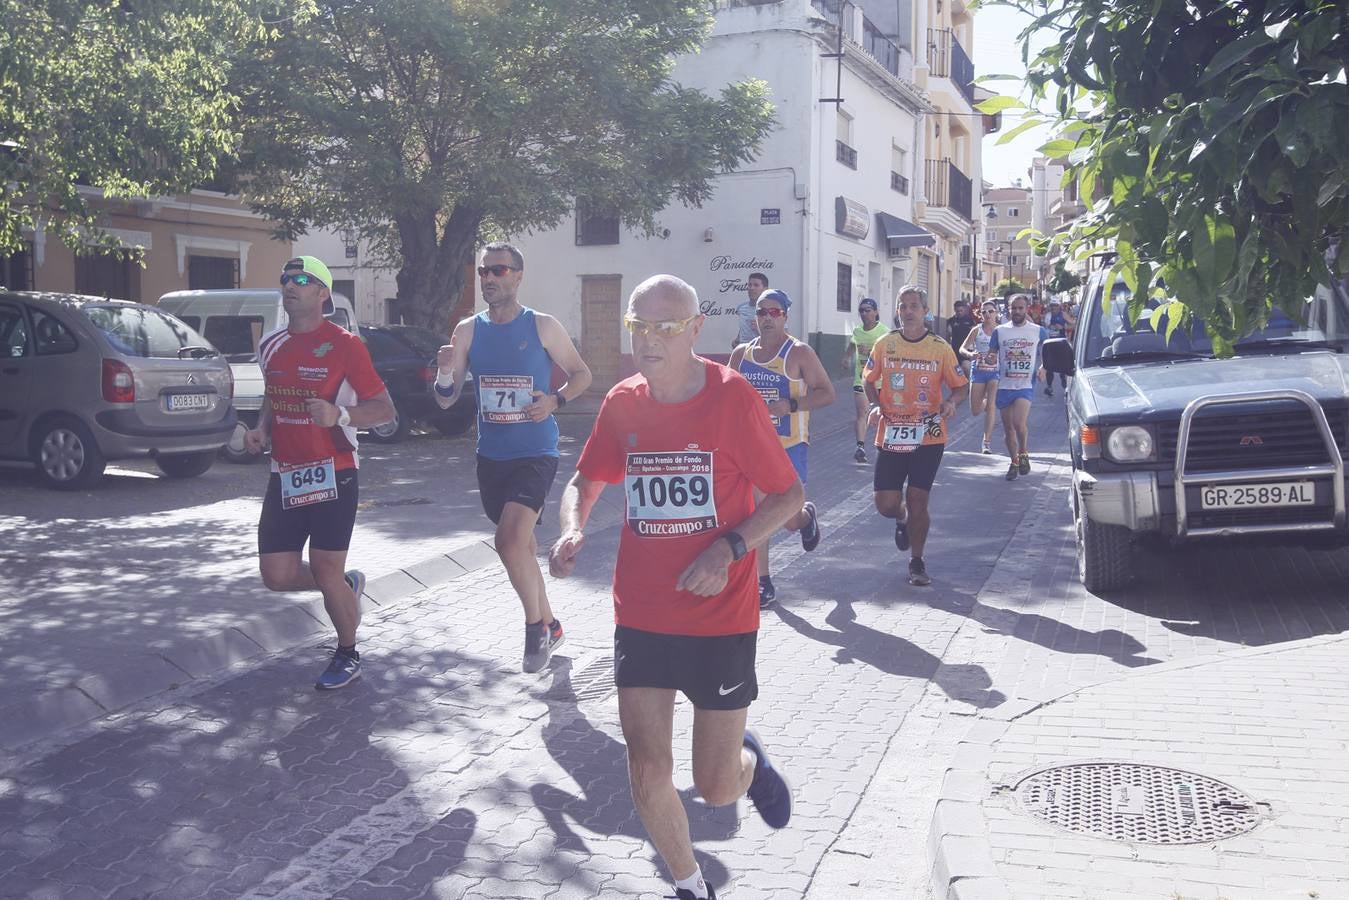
0 291 236 489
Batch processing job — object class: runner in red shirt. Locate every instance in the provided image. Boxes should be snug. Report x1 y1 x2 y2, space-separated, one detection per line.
244 256 394 690
549 275 802 900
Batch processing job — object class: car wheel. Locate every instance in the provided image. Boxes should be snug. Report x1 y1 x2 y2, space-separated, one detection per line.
220 420 266 464
1076 502 1134 593
365 403 409 443
33 416 106 490
156 449 217 479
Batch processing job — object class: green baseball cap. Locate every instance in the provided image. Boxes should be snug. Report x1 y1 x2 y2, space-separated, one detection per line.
284 255 333 290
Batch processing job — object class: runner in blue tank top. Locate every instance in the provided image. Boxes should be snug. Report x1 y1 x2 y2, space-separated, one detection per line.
433 241 592 673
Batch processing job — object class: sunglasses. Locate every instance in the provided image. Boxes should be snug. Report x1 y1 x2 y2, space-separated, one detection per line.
755 307 787 319
280 272 321 287
623 313 700 338
477 264 521 278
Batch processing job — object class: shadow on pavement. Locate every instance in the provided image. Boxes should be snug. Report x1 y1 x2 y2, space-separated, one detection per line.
773 599 1006 708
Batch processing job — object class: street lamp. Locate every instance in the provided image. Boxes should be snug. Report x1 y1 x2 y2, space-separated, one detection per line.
972 203 995 300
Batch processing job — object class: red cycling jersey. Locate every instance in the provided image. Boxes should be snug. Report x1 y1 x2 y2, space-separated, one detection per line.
577 361 799 636
258 320 385 471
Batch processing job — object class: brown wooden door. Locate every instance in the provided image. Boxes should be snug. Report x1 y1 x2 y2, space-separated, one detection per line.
581 276 622 390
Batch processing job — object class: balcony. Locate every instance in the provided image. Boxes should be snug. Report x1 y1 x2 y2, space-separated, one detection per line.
926 28 975 106
891 171 909 195
836 139 858 169
812 0 903 79
925 158 973 222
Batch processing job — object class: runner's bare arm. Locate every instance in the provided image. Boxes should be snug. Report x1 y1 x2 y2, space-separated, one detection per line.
524 314 592 421
959 327 979 358
840 339 856 373
244 397 272 453
794 346 836 410
727 345 746 371
434 318 474 410
942 382 969 419
550 472 607 578
305 389 395 428
676 478 805 597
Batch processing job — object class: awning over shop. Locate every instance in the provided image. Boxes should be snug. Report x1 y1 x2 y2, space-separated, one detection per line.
876 211 936 251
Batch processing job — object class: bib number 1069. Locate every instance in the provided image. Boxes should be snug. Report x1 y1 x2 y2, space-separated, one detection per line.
624 451 719 537
629 474 710 509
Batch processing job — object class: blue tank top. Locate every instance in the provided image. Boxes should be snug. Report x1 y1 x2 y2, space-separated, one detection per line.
468 308 560 460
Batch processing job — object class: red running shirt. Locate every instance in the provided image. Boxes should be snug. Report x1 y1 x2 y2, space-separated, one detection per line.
577 361 800 636
258 320 386 470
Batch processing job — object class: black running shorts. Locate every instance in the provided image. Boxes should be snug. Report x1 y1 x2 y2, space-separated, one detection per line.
476 454 559 524
614 625 758 711
257 469 359 554
874 443 945 493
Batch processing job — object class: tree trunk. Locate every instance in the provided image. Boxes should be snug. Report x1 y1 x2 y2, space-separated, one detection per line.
394 203 483 335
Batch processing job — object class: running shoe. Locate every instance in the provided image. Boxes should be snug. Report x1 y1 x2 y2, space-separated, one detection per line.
981 440 992 454
315 647 361 690
344 569 366 600
522 621 551 673
1018 452 1031 475
1005 463 1018 481
743 729 792 828
548 619 566 654
853 445 868 464
907 557 931 587
894 517 910 552
669 885 718 900
1044 387 1053 397
799 501 821 552
758 576 776 609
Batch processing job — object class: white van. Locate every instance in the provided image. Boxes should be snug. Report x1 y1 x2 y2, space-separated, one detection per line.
157 289 358 462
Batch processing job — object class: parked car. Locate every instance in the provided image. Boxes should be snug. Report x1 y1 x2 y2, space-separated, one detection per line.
157 288 358 463
0 291 235 489
1043 261 1349 593
358 324 476 442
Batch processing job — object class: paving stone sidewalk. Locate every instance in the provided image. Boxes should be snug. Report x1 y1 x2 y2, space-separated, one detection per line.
933 632 1349 900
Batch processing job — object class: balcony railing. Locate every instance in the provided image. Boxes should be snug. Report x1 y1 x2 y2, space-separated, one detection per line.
925 158 973 221
836 140 858 169
926 28 975 105
812 0 903 79
891 171 909 195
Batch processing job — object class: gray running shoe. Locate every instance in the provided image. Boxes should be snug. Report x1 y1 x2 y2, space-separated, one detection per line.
345 569 366 628
907 557 931 587
523 621 551 673
894 518 910 552
315 648 361 690
800 501 821 552
1005 463 1018 481
1018 452 1031 475
548 619 566 654
853 445 868 464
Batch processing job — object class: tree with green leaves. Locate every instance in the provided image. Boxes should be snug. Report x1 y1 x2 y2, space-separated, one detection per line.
1045 259 1082 296
236 0 775 332
0 0 287 257
980 0 1347 351
993 277 1030 297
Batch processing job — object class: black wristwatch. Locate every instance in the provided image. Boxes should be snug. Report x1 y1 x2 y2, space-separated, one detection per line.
724 530 748 561
553 391 567 408
788 397 799 413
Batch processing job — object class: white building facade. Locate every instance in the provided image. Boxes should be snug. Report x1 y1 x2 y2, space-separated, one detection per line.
513 0 941 387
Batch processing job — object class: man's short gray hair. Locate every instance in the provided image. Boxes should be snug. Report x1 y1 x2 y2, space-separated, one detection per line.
630 274 699 316
896 283 928 308
481 241 524 270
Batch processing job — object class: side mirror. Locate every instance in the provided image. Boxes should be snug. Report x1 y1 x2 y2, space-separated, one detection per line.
1042 337 1075 376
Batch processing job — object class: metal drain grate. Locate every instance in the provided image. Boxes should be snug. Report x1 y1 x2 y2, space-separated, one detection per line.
544 654 615 704
1014 762 1263 844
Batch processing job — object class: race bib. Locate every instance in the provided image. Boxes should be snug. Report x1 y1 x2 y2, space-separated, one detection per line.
882 415 941 452
1004 354 1034 376
278 458 337 509
624 451 718 538
478 374 534 424
976 350 999 372
755 386 789 435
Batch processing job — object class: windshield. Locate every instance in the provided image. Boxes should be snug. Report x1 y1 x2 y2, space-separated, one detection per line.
1081 277 1349 366
85 305 214 358
200 315 264 363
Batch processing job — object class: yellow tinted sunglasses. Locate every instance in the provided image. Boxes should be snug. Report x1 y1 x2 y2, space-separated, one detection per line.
623 313 700 338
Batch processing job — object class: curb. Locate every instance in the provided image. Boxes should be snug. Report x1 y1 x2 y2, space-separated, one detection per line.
5 537 505 759
927 630 1349 899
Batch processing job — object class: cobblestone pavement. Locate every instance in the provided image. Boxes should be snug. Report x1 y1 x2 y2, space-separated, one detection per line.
5 373 1349 899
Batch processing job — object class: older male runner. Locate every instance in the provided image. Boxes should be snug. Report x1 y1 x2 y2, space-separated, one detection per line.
864 285 968 586
550 275 801 900
434 241 592 672
728 288 834 608
245 255 395 689
991 293 1049 480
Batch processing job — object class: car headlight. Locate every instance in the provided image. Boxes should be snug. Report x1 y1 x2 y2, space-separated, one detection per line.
1105 425 1155 462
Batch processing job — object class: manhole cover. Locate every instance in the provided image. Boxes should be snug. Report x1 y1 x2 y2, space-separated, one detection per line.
1015 763 1262 844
